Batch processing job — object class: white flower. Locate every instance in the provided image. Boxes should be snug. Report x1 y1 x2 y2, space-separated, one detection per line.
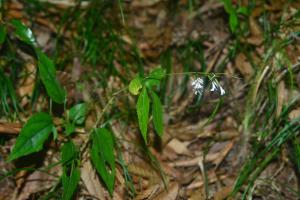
210 81 218 92
210 79 225 96
191 77 204 95
219 85 225 96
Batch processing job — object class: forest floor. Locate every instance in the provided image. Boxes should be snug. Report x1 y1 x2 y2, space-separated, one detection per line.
1 0 300 199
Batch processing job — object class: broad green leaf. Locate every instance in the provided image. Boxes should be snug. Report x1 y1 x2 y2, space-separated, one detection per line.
8 112 53 161
69 103 88 125
137 87 149 143
237 6 249 15
11 19 36 46
90 128 115 196
222 0 234 14
150 91 163 137
36 50 66 104
65 123 75 136
0 25 6 44
61 141 80 200
145 78 160 89
149 67 166 80
129 76 142 95
229 12 238 33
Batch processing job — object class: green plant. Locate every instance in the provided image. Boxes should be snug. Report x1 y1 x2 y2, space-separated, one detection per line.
0 3 232 199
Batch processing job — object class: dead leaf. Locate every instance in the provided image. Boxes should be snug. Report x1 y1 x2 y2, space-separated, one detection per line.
214 186 233 200
0 122 21 135
249 17 262 36
166 138 189 155
276 81 286 118
289 109 300 120
135 183 163 200
81 160 106 200
153 182 179 200
17 170 56 200
235 53 254 80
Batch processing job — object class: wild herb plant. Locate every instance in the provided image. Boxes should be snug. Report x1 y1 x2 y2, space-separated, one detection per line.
0 17 229 198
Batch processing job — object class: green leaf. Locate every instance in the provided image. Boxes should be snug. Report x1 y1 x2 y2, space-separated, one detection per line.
52 126 58 140
149 67 166 80
36 50 66 104
0 25 6 44
150 91 164 137
65 123 75 136
90 128 115 196
129 76 142 95
145 78 160 89
8 112 53 161
10 19 36 46
229 12 238 33
69 103 88 125
61 141 80 200
137 87 150 143
222 0 234 14
237 6 249 15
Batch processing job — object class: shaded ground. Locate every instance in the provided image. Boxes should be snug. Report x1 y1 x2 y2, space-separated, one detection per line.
1 0 300 199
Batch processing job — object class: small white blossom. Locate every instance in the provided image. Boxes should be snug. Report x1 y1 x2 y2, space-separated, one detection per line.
191 77 204 95
210 79 226 96
210 81 218 92
219 86 225 95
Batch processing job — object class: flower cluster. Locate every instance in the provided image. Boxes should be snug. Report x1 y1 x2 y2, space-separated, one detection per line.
191 76 225 96
191 77 204 95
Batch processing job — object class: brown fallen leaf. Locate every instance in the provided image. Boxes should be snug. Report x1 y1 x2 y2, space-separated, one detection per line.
153 182 179 200
288 108 300 120
0 122 21 135
214 186 233 200
213 141 234 169
81 160 106 200
135 182 163 200
249 17 262 36
166 138 189 155
276 81 286 118
234 53 254 80
17 170 56 200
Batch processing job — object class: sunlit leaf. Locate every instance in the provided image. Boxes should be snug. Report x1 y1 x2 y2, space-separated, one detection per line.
145 78 160 89
65 123 75 136
10 19 36 46
69 103 88 125
90 128 115 196
129 76 142 95
137 87 150 143
8 112 53 161
150 91 163 136
222 0 234 13
229 12 238 33
61 141 80 200
149 67 166 80
36 50 66 104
